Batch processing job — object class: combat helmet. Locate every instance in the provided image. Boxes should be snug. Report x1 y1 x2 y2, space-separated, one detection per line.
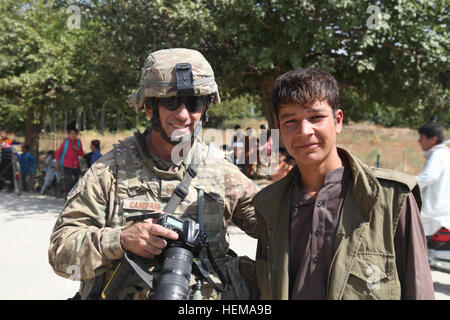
128 48 220 144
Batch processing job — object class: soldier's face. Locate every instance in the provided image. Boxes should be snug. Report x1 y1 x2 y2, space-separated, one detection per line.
150 102 203 140
278 100 343 168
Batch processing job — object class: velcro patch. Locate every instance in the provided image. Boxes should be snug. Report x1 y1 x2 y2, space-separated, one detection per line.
160 180 179 199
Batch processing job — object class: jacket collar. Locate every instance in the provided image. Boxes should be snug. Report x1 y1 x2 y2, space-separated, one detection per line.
337 148 379 214
253 163 298 227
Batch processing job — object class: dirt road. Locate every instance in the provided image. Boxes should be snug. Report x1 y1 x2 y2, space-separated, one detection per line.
0 191 449 300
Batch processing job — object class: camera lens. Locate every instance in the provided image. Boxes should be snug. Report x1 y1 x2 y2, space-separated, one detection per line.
153 246 193 300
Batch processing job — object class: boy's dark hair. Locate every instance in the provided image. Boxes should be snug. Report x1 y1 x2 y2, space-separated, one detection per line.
22 144 30 152
272 68 340 120
66 122 78 133
418 122 444 144
47 150 55 157
91 139 100 150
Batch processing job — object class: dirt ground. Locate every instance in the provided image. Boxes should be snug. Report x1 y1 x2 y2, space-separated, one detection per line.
0 191 449 300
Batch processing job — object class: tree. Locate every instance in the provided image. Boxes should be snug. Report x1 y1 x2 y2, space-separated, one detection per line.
162 0 449 128
0 0 81 155
83 0 450 128
1 0 448 148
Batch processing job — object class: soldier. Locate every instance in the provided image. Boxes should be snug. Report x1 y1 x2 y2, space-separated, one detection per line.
253 68 434 299
48 48 258 300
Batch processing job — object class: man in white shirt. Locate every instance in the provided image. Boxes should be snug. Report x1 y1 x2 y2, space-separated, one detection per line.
416 122 450 263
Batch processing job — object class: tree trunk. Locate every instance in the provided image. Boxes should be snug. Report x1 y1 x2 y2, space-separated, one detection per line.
64 109 68 132
99 101 107 134
135 112 139 131
51 108 56 132
116 110 123 132
76 106 81 130
259 76 277 129
25 105 42 160
41 107 46 133
83 111 87 131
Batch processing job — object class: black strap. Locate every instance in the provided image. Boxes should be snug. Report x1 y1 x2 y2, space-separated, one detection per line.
163 160 199 214
192 258 226 293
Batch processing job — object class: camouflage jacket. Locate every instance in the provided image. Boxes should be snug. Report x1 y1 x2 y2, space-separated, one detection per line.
48 130 259 299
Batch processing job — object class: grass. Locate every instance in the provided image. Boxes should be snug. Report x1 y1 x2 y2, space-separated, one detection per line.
336 121 427 174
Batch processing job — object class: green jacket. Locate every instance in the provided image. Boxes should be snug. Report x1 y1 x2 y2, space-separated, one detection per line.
254 148 421 300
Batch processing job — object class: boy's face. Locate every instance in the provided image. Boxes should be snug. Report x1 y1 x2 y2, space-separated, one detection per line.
0 130 6 139
418 134 437 152
68 130 78 140
90 143 96 152
278 100 343 168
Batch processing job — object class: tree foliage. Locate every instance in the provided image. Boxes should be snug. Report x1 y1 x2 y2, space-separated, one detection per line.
0 0 448 156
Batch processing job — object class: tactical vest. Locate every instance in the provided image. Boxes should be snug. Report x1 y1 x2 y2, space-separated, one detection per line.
101 134 235 298
111 135 229 254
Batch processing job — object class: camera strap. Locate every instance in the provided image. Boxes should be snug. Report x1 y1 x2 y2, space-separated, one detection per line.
162 148 200 214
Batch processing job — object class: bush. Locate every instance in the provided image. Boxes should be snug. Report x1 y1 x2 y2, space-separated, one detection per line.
205 94 263 128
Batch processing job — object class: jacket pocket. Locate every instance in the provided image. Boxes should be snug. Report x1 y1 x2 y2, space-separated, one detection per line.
342 252 400 300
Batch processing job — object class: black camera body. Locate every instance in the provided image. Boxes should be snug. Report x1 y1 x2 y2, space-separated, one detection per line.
151 214 207 300
155 214 206 252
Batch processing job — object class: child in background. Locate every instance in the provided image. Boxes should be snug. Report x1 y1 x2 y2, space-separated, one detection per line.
89 140 102 166
40 150 61 195
55 125 84 197
19 144 36 192
83 139 102 168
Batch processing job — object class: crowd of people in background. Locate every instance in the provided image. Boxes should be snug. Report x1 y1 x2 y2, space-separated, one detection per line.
229 123 295 183
0 125 103 198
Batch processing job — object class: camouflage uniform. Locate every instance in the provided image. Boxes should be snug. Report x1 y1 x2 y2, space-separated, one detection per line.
48 48 259 300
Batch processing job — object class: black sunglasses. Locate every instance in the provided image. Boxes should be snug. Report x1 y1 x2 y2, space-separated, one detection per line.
150 96 210 113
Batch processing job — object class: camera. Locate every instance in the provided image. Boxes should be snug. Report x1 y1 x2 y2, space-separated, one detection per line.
101 213 208 300
151 213 207 300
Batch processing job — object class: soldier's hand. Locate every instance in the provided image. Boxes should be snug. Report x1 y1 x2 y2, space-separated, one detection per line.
120 218 179 259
